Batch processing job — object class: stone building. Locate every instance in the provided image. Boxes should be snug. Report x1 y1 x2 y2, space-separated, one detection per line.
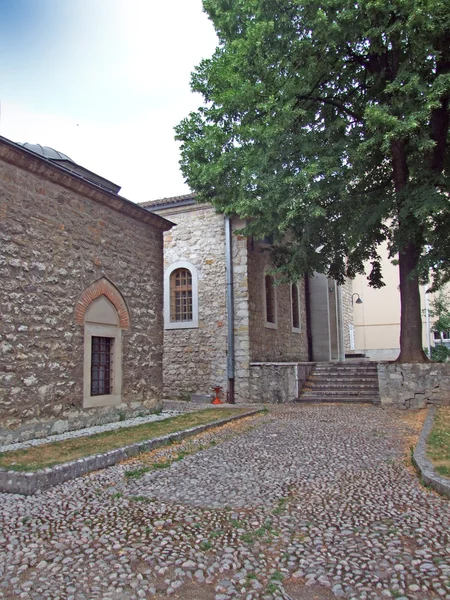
0 136 172 443
142 194 355 403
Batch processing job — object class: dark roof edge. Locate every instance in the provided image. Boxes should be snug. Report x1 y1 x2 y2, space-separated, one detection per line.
0 136 174 232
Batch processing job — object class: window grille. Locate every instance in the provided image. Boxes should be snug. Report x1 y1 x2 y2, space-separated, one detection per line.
292 284 300 329
91 336 113 395
170 268 193 321
265 274 276 324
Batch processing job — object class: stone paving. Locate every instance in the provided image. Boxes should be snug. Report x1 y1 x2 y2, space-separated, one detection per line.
0 404 449 600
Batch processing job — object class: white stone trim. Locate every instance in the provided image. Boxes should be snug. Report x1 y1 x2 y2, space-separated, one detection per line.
83 323 122 408
291 282 302 333
263 270 277 330
164 260 199 329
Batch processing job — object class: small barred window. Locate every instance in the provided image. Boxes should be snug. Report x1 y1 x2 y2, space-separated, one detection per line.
91 336 113 395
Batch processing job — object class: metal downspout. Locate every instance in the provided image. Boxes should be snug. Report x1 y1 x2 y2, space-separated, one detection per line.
225 216 235 403
337 283 345 361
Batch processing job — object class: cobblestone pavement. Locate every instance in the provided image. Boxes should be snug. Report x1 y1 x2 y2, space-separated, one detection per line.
0 404 449 600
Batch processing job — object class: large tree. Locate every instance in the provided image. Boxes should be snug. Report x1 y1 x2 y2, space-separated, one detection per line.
175 0 450 362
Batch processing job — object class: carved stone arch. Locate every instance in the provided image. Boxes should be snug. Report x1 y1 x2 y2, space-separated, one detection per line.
75 277 130 328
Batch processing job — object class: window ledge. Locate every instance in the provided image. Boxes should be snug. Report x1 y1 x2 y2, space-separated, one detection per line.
264 321 277 330
292 326 301 334
84 394 122 408
165 320 199 330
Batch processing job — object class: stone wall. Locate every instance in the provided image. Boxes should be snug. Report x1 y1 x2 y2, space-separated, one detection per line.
378 362 450 408
0 145 166 436
248 245 308 362
149 203 309 403
153 204 229 400
249 362 314 404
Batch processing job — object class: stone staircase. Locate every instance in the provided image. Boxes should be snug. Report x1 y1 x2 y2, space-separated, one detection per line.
298 362 380 404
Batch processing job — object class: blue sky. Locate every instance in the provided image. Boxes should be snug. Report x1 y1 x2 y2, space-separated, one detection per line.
0 0 218 201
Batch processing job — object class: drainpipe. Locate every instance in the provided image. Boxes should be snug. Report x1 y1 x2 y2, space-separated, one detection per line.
337 283 345 361
225 216 235 403
305 275 313 361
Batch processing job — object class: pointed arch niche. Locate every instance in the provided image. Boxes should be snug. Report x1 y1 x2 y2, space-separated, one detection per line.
75 278 130 408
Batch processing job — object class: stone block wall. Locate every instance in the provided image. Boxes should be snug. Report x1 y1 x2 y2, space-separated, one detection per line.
154 204 229 400
248 362 315 403
0 145 165 436
248 245 308 363
378 362 450 408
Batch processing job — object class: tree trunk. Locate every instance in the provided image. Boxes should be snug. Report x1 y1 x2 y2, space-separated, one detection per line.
391 139 428 363
396 242 428 362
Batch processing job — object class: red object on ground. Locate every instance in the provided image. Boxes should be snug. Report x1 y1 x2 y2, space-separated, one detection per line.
211 386 223 404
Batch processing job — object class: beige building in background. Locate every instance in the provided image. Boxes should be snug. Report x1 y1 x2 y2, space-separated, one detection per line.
352 242 439 360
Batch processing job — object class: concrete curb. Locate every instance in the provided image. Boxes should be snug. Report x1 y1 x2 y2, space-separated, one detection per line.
412 405 450 499
0 409 263 496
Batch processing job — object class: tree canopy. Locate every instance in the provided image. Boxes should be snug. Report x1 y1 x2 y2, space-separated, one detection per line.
176 0 450 361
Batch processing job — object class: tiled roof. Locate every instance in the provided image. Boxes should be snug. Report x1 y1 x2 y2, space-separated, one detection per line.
140 193 197 209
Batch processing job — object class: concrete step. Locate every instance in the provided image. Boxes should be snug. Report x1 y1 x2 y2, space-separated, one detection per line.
306 375 378 387
299 361 380 405
301 390 379 398
303 384 379 392
296 396 381 404
314 365 378 373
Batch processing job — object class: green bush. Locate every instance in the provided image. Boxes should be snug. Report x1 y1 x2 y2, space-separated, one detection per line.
426 344 450 362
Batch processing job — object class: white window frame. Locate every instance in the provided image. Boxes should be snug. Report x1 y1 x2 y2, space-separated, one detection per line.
164 260 199 329
263 271 277 329
291 282 301 333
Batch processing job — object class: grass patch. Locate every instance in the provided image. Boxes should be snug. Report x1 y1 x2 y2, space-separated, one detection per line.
209 529 224 539
427 407 450 478
125 466 151 480
199 540 211 551
0 407 249 472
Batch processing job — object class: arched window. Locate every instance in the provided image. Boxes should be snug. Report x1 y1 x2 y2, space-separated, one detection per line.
291 283 301 332
164 261 199 329
264 273 277 329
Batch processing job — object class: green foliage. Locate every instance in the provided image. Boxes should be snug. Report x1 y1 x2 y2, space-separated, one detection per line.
429 291 450 334
428 344 450 362
176 0 450 331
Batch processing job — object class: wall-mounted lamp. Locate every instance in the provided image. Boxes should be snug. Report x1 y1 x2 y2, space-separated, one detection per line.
351 293 363 305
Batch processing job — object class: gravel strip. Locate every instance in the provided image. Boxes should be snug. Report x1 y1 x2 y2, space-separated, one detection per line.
0 404 449 600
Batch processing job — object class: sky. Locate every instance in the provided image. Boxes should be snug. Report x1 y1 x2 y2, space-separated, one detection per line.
0 0 218 202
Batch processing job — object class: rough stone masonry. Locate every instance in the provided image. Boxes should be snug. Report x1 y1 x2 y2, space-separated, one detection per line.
0 138 171 441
